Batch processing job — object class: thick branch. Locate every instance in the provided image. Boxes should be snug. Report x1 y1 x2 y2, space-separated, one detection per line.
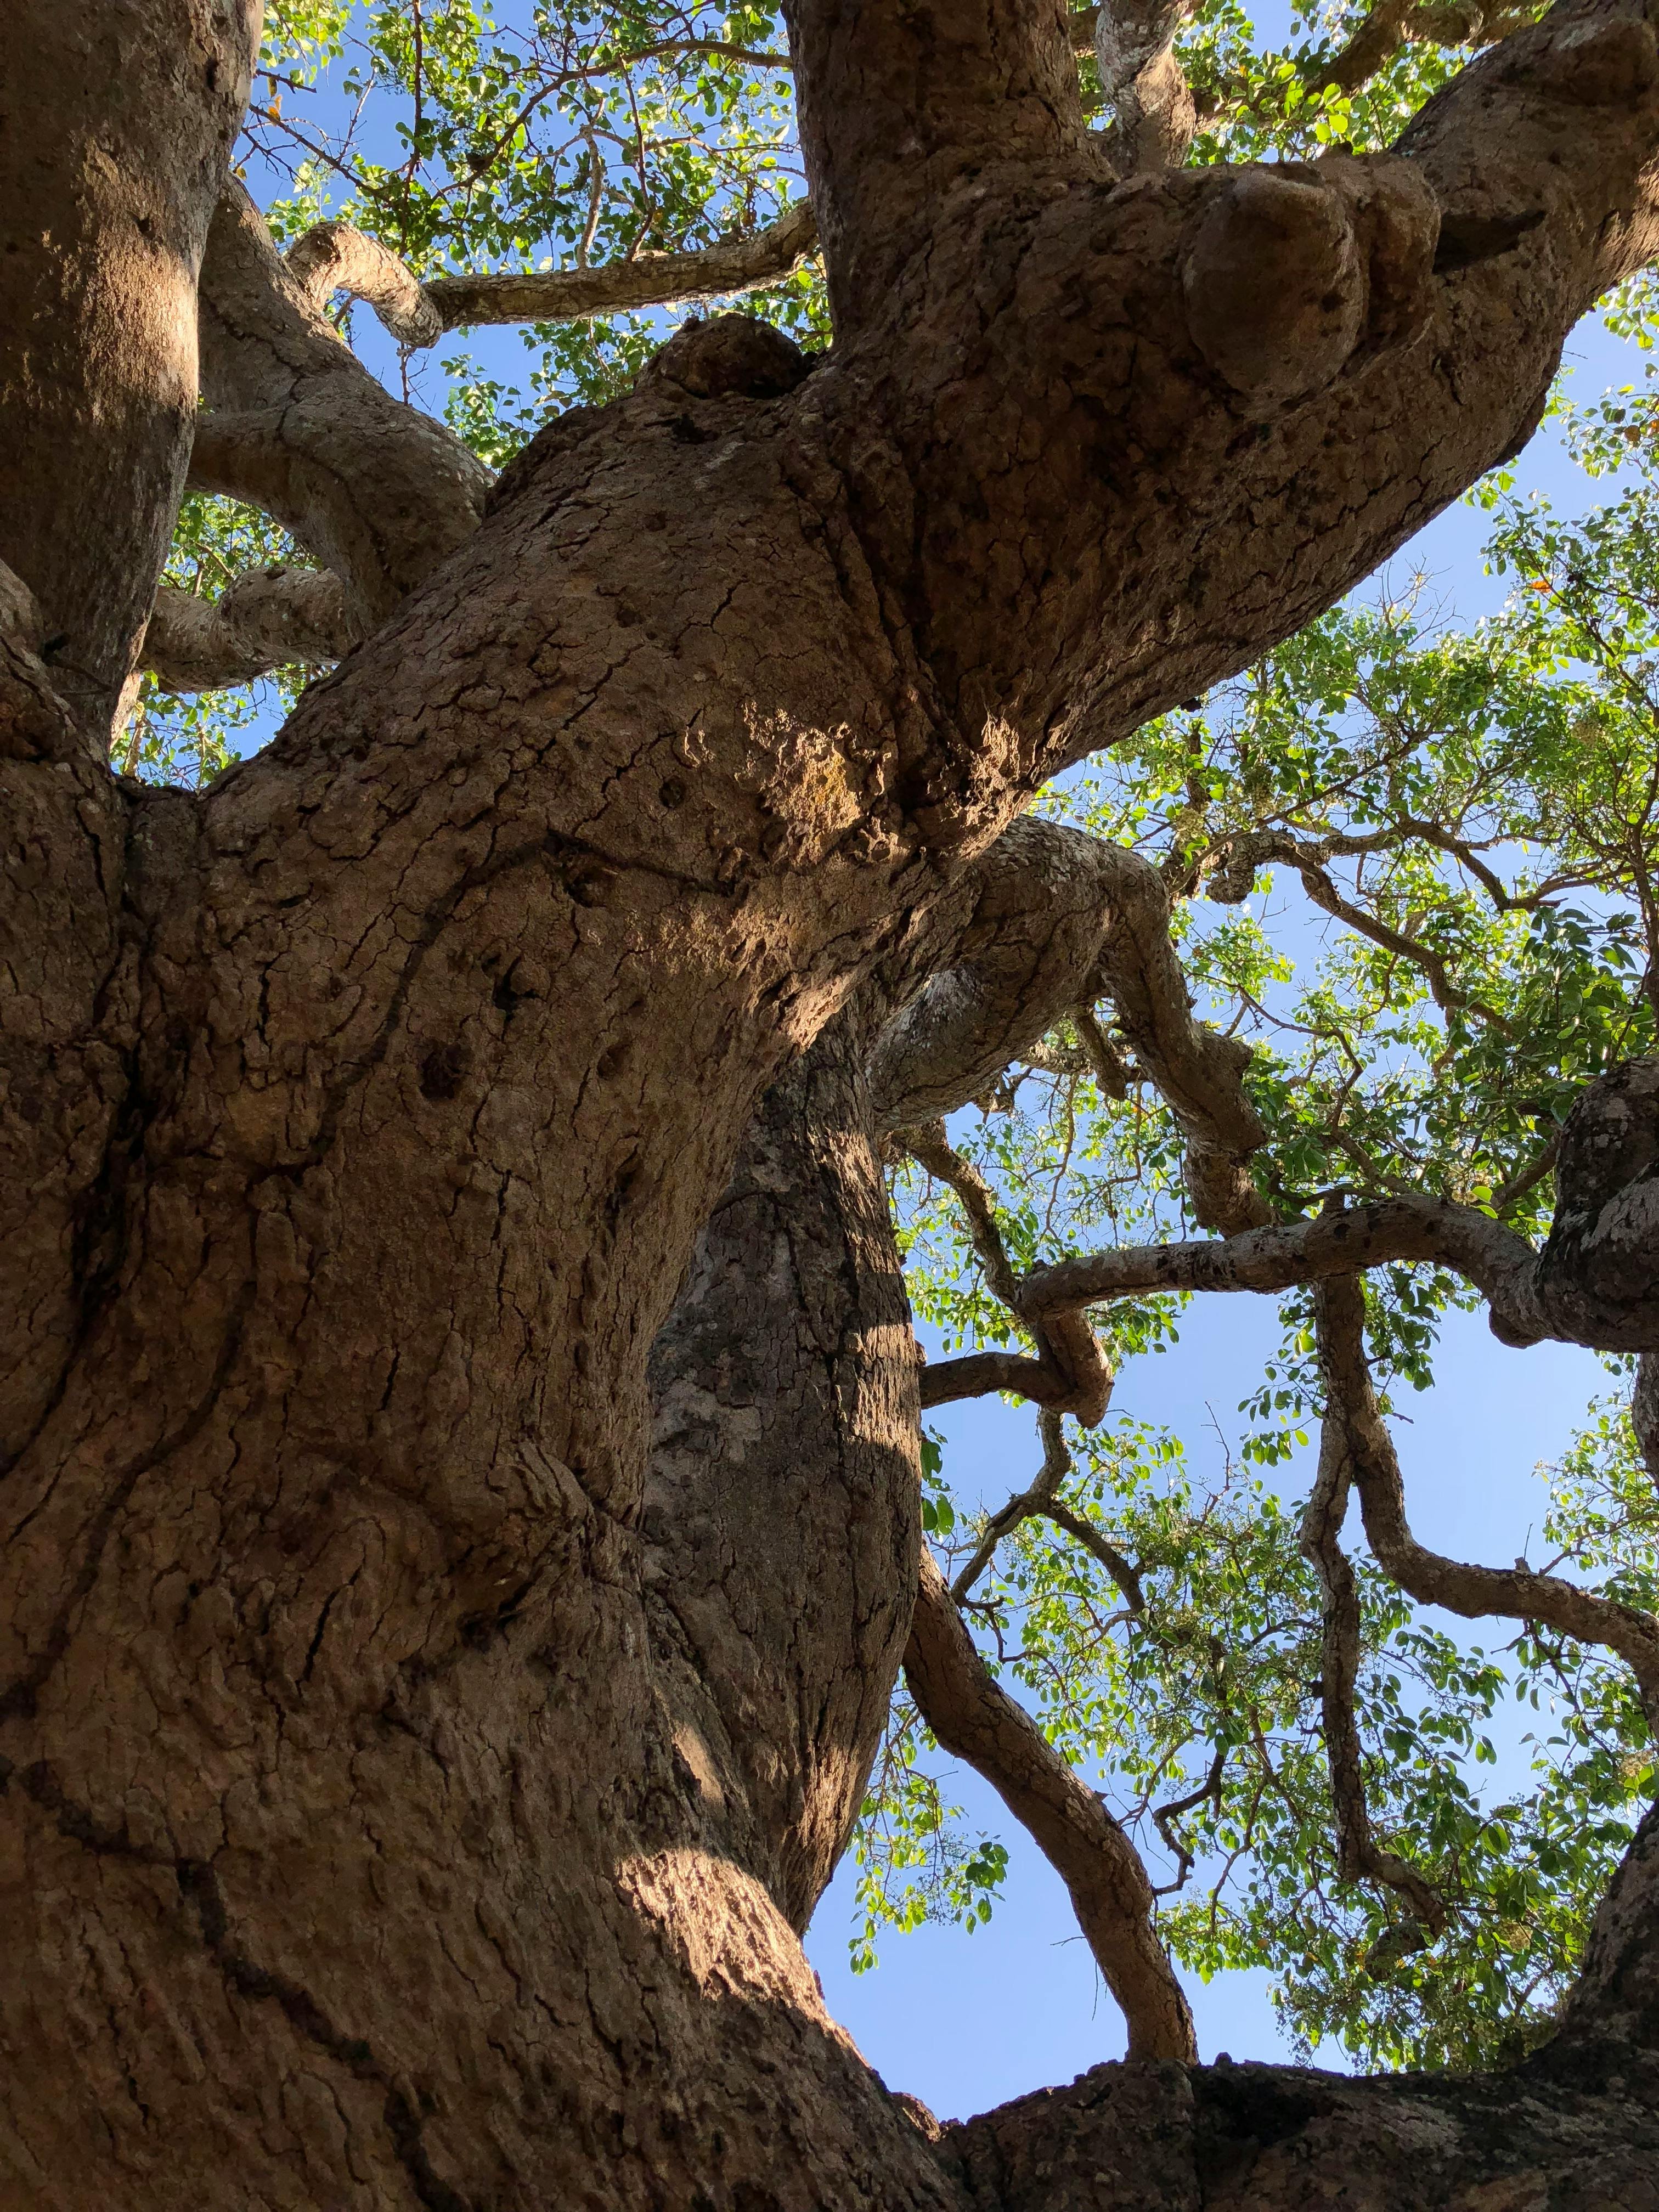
1020 1192 1541 1332
426 204 819 334
287 222 445 348
869 827 1269 1234
785 0 1084 325
918 1346 1086 1410
1022 1053 1659 1355
1312 0 1422 91
0 557 84 769
1073 1003 1132 1099
141 569 362 691
869 819 1142 1132
905 1545 1197 2061
193 180 489 619
1636 1353 1659 1488
1317 1273 1659 1731
1554 1792 1659 2057
0 2 258 742
287 203 819 353
1096 0 1198 173
1313 0 1536 91
1087 843 1272 1233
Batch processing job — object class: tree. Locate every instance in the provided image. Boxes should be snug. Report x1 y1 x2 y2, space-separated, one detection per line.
856 373 1659 2079
3 0 1659 2203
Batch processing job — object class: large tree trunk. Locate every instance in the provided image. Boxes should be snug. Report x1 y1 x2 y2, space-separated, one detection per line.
5 0 1659 2203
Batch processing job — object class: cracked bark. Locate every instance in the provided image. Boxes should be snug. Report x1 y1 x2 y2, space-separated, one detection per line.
140 570 363 690
5 0 1659 2203
1095 0 1199 175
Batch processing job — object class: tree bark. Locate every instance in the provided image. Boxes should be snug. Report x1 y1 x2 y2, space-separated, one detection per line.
0 3 261 742
7 0 1659 2202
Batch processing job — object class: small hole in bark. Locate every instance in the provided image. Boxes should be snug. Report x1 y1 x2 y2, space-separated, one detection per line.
658 777 686 809
568 864 616 907
668 414 709 444
419 1041 471 1101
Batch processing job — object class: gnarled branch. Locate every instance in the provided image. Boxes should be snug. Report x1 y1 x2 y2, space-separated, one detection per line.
285 202 818 356
1312 0 1537 91
193 179 490 620
868 819 1144 1132
286 221 445 348
1086 842 1272 1234
1096 0 1199 173
141 568 362 691
873 825 1271 1244
1302 1309 1450 1932
905 1545 1198 2061
1023 1055 1659 1358
1317 1273 1659 1730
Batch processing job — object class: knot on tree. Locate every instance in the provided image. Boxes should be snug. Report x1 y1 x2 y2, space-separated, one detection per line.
1532 1058 1659 1350
1206 830 1279 904
639 313 813 402
1525 14 1659 106
1181 157 1438 413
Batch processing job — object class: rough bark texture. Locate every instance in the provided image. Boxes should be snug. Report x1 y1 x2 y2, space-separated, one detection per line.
1095 0 1198 175
0 2 261 741
7 0 1659 2203
644 1004 923 1941
193 180 491 621
642 834 1201 2075
142 569 363 691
